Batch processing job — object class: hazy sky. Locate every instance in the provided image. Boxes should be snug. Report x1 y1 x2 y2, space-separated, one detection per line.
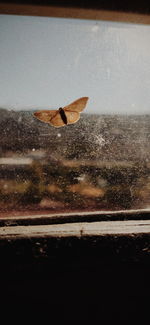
0 14 150 114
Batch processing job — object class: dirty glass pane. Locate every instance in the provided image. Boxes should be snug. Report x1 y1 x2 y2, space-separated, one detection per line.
0 15 150 217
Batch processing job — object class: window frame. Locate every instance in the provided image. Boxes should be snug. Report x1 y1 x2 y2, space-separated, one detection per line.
0 8 149 321
0 1 150 248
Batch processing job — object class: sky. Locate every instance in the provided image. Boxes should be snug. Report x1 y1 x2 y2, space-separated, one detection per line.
0 14 150 114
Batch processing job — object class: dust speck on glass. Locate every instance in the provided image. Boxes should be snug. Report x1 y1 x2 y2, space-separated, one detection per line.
0 15 150 217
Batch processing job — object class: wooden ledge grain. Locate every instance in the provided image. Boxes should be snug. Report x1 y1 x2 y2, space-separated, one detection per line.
0 220 150 240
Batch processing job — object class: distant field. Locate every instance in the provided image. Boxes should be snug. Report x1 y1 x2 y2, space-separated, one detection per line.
0 109 150 217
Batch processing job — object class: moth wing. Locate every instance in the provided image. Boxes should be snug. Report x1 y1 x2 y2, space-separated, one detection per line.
64 97 89 113
34 110 58 123
50 112 66 127
65 111 80 125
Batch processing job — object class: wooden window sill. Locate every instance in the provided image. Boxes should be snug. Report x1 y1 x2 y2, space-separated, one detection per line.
0 211 149 322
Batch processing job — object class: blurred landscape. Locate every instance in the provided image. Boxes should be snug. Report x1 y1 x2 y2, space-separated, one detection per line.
0 107 150 217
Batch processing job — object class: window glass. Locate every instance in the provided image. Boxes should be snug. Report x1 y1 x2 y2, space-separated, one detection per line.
0 15 150 217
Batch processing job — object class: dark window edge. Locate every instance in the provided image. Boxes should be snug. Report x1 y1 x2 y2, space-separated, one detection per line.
0 3 150 25
0 209 150 227
1 1 150 15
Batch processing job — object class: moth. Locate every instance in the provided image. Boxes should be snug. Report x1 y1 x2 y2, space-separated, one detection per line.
33 97 89 128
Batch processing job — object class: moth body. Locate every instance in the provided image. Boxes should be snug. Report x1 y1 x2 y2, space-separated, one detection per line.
59 107 67 125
